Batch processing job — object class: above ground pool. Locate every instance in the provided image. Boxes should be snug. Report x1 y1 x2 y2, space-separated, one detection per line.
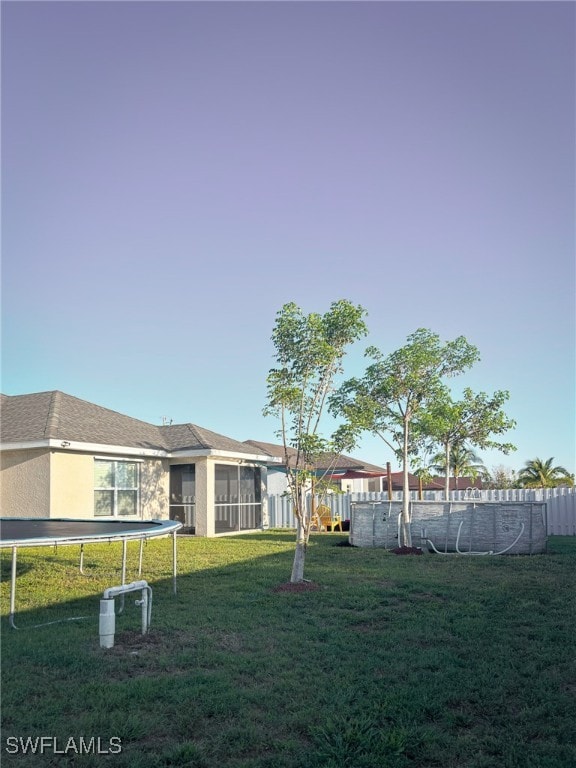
349 501 547 554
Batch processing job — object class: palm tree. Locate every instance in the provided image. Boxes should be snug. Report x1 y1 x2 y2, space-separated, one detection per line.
518 458 574 488
431 443 487 488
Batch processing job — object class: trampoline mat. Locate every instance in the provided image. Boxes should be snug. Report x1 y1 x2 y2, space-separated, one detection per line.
0 518 177 544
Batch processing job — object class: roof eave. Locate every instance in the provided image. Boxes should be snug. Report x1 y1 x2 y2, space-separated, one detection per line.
1 438 283 464
169 448 281 463
0 439 168 458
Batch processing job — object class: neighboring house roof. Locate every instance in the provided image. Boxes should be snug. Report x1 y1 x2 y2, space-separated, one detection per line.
0 391 271 459
386 472 443 491
242 441 483 490
431 476 483 491
244 440 387 474
386 472 483 491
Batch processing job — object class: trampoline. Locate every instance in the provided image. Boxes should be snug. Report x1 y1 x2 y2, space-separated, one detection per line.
0 517 182 629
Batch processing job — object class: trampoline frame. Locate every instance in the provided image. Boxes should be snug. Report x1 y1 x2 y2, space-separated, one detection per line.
0 517 182 629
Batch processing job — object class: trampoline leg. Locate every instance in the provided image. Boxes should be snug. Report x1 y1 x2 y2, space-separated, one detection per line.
138 539 144 577
121 539 127 584
79 544 85 575
118 539 128 615
9 546 18 629
172 530 178 595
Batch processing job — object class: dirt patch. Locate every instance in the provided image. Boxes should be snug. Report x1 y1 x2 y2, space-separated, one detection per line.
100 628 194 656
109 629 166 651
272 581 321 593
391 546 423 555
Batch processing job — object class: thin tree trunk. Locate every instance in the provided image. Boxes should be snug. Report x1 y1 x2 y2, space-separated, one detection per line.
291 518 307 583
401 419 412 547
444 443 451 501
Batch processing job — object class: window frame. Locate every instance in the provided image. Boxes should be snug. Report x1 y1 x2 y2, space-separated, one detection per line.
94 458 141 518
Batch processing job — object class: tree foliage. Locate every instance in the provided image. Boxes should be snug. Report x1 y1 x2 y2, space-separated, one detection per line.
484 465 519 490
420 388 516 498
264 299 368 582
330 328 480 546
517 458 574 488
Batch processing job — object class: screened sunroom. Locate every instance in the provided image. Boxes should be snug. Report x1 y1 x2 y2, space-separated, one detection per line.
169 459 265 535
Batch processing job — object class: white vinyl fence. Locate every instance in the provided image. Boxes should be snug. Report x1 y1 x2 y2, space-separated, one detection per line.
267 487 576 536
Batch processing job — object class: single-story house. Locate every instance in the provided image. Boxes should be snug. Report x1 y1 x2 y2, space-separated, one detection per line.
0 391 278 536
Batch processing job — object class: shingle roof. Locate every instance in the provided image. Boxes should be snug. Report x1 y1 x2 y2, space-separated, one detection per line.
244 440 387 473
244 440 293 461
0 391 266 457
162 423 264 455
0 391 165 449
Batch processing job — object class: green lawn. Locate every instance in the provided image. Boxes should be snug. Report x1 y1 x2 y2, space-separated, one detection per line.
1 533 575 768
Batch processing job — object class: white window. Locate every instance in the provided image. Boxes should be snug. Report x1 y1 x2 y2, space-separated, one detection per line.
94 459 139 517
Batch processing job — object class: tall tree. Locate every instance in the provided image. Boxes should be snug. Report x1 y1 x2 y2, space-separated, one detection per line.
421 388 516 498
264 300 368 582
330 329 480 547
517 458 574 488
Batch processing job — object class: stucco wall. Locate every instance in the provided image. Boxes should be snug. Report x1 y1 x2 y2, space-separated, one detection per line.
51 452 171 519
194 457 214 537
50 451 95 518
1 448 262 528
0 449 51 517
140 458 170 519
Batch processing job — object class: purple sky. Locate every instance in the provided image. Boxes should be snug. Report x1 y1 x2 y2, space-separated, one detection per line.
2 1 575 475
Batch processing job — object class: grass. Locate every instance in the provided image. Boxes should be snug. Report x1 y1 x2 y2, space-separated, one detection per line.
1 532 575 768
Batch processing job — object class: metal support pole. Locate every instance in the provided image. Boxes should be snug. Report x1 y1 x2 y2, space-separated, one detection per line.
121 539 127 584
79 544 85 575
138 539 144 577
9 546 18 629
172 530 178 595
118 539 128 614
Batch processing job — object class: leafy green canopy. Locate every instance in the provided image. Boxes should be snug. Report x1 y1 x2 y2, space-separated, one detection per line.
330 328 481 459
518 457 574 488
264 299 368 582
419 389 516 455
265 300 368 466
330 328 481 546
419 388 516 496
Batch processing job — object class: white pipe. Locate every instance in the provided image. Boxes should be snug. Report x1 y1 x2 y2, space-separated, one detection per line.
492 523 525 555
456 521 494 555
99 599 116 648
103 580 149 600
135 588 152 635
99 581 152 648
427 521 526 557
